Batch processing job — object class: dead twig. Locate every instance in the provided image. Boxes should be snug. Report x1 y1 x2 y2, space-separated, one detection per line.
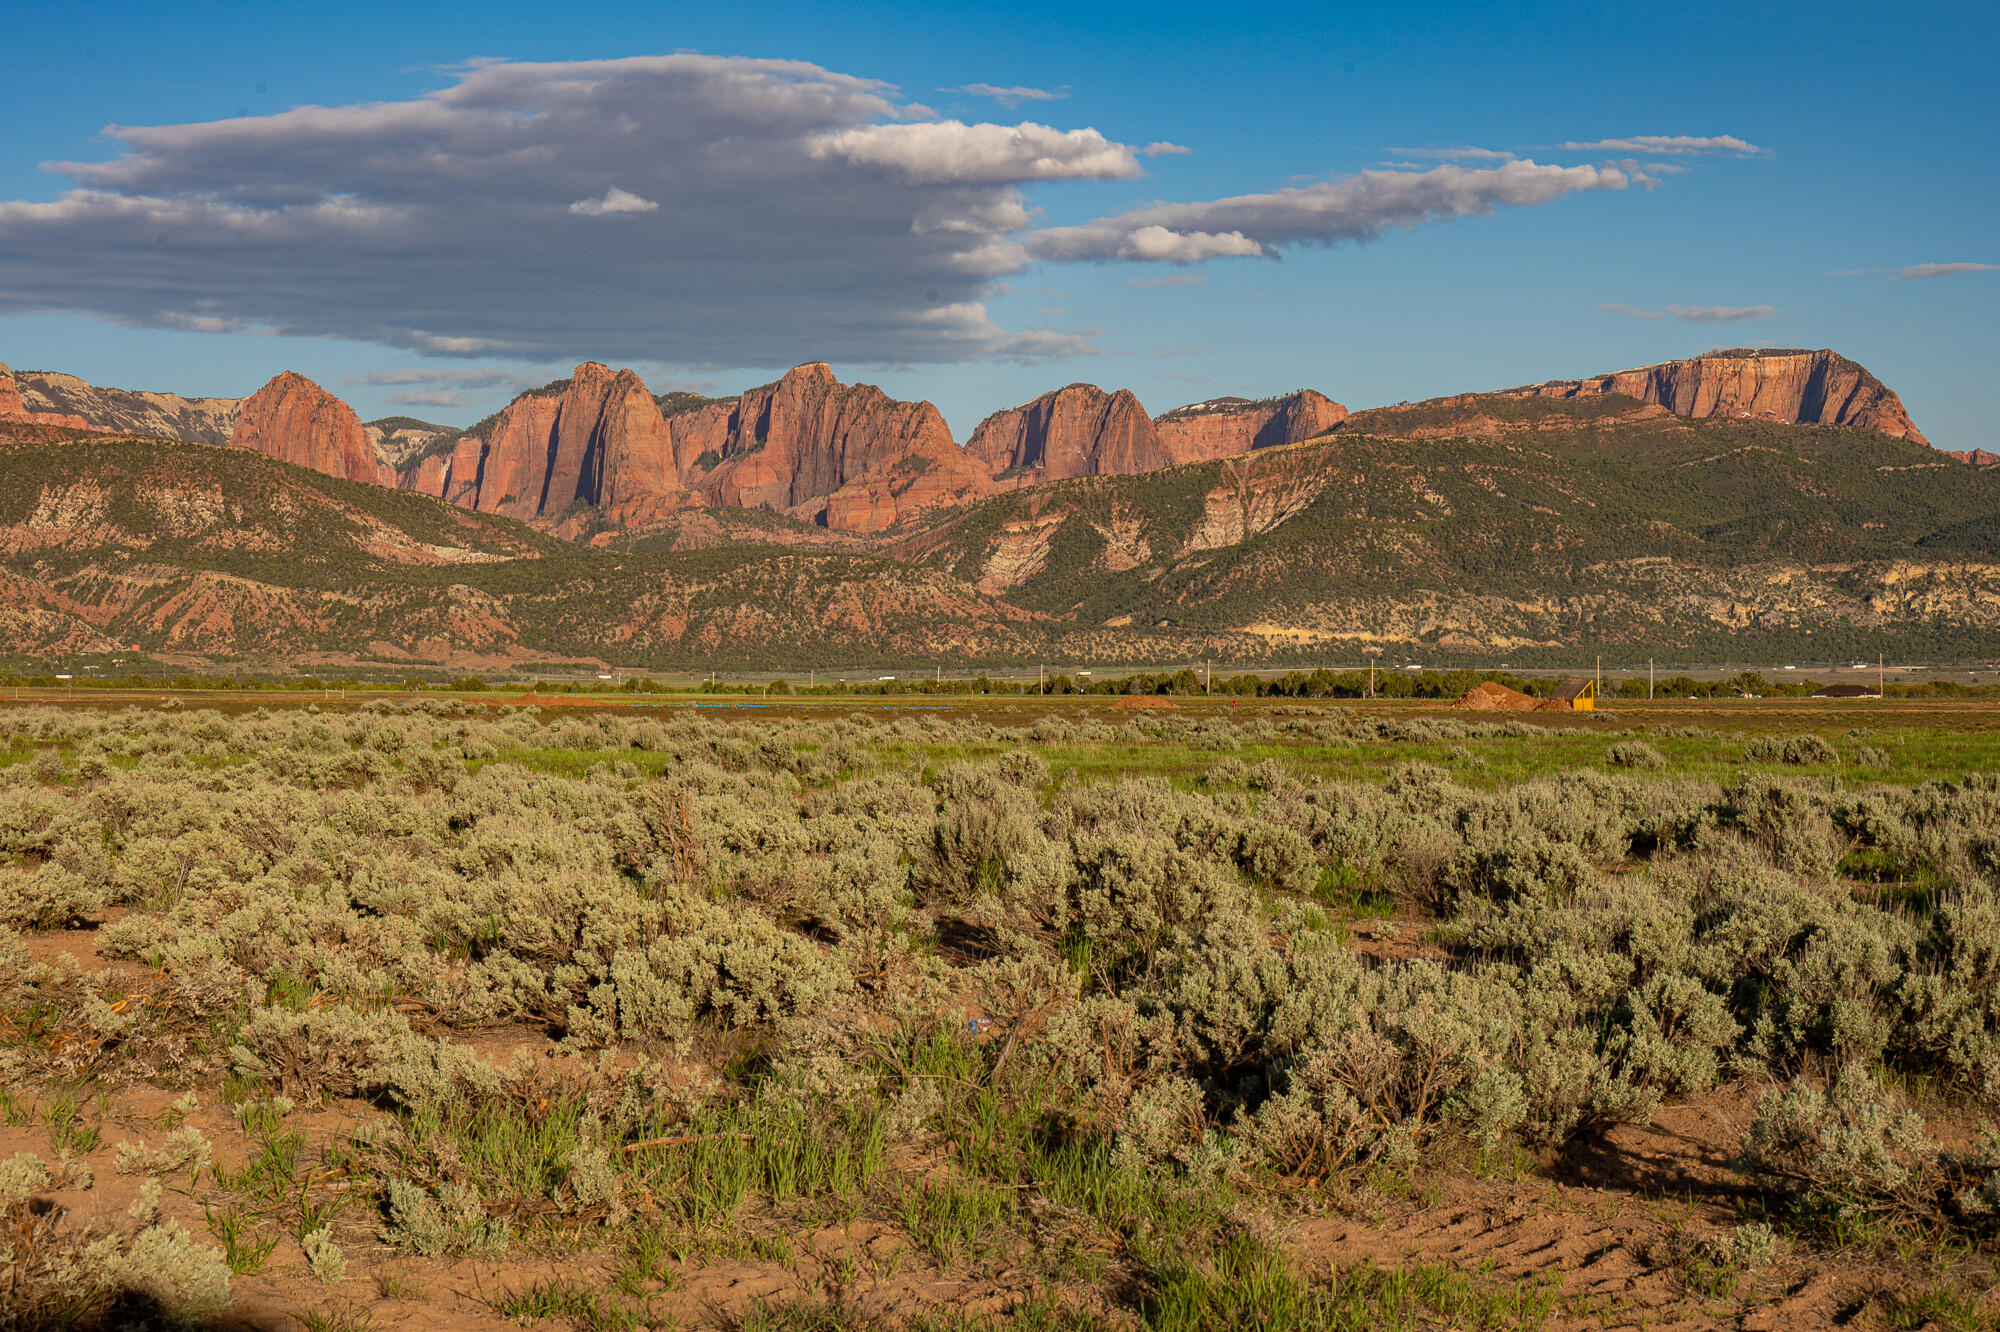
619 1130 755 1155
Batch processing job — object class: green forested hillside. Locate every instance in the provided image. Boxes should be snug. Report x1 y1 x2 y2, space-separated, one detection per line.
7 404 2000 668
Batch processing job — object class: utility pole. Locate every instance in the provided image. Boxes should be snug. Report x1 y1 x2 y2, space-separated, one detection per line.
1596 655 1601 700
1203 659 1210 695
1038 663 1044 697
1879 653 1885 699
1649 657 1654 700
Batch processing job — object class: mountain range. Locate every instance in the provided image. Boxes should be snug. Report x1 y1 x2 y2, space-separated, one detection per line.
3 346 1996 669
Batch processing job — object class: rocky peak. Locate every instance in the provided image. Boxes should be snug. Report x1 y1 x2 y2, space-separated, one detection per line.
228 373 391 486
964 383 1172 483
1154 388 1348 464
1504 348 1927 444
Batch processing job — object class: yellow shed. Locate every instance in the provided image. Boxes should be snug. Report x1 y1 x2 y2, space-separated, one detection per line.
1547 678 1595 711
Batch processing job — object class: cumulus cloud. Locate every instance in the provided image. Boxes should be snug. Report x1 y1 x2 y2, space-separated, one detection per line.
568 186 659 216
0 54 1139 366
1026 160 1629 263
1558 134 1764 156
387 389 472 408
1602 302 1777 323
945 83 1067 107
1893 261 1997 280
1143 141 1193 156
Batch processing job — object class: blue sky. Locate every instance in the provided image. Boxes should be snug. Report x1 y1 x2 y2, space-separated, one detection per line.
1 0 1993 446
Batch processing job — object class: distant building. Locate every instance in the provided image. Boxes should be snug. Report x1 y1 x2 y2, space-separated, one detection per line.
1813 683 1880 698
1544 679 1595 711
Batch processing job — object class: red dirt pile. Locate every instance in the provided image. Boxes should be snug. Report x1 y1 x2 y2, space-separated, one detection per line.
1452 680 1542 711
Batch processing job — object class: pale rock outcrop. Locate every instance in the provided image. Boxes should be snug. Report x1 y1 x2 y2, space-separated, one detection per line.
366 418 456 471
0 361 100 430
11 365 240 441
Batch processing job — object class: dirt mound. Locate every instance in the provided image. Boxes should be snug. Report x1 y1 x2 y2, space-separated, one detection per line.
1452 680 1541 711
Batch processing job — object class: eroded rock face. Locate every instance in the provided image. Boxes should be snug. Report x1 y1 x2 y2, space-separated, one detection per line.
366 418 457 471
11 365 240 441
1505 349 1927 443
1946 448 2000 467
683 363 991 532
398 453 452 498
417 363 686 524
1153 390 1348 463
228 372 391 486
964 384 1171 483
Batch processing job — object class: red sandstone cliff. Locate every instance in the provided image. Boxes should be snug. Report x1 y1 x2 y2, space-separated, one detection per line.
1153 390 1348 464
964 384 1171 484
680 363 991 533
228 373 391 486
409 364 686 527
1946 448 2000 468
1504 348 1927 444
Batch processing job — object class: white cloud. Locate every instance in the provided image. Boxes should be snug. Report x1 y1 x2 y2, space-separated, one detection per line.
387 389 472 408
945 83 1067 107
568 186 659 216
1602 302 1777 323
1893 261 1997 280
1026 160 1629 263
808 120 1142 183
1558 134 1765 156
362 367 543 389
1389 146 1517 160
1143 141 1193 156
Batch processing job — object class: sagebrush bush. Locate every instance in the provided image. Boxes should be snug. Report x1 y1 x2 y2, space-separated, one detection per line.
1740 1066 1936 1216
1608 741 1668 770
